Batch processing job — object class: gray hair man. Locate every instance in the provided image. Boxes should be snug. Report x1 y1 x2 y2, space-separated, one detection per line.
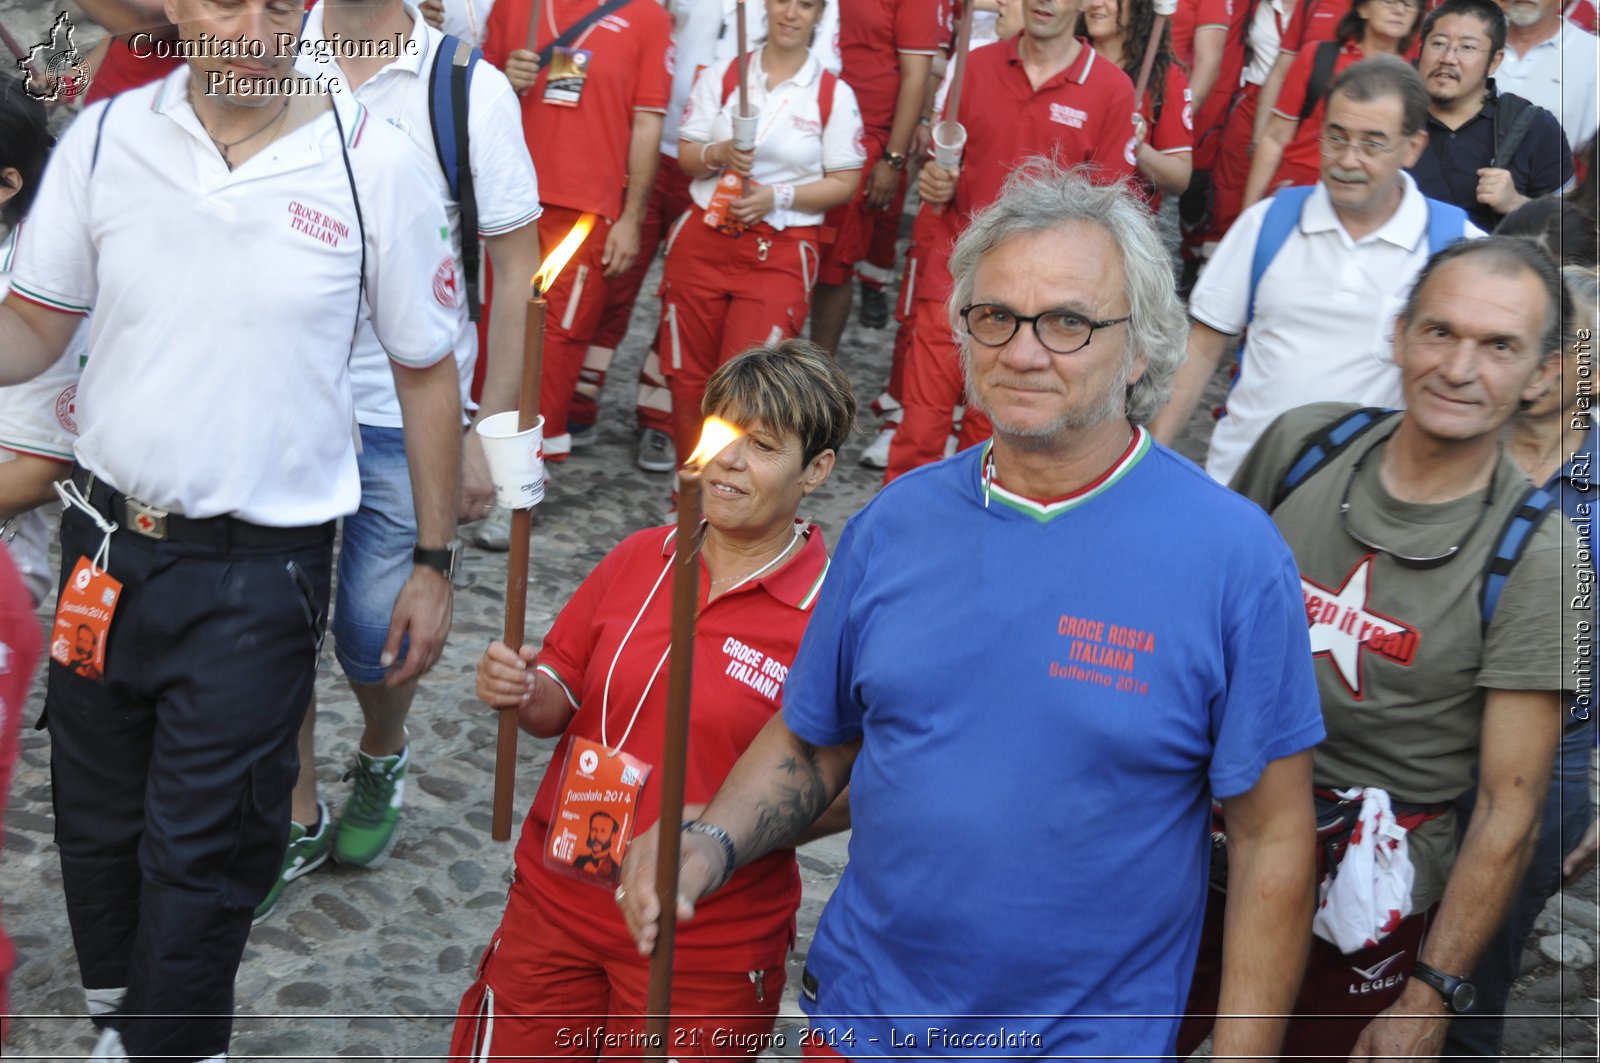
615 158 1326 1059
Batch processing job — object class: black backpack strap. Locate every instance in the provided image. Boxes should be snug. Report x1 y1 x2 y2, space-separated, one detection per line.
1491 91 1538 170
1300 40 1341 122
452 39 480 322
1480 483 1558 629
534 0 635 67
90 97 117 175
1269 407 1394 511
328 100 369 345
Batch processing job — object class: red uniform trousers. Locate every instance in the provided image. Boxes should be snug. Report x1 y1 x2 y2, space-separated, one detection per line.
883 298 992 483
537 205 615 457
0 545 41 1040
817 131 906 286
1202 84 1261 247
657 214 821 465
450 874 784 1062
570 157 696 435
857 190 903 290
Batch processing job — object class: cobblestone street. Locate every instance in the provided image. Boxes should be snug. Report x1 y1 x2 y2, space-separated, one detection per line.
1 3 1595 1057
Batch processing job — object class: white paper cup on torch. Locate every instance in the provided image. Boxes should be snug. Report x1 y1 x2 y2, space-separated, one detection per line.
731 110 759 151
932 120 967 171
476 411 546 509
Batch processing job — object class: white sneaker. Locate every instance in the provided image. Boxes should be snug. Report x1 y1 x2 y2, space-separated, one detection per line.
469 504 514 551
860 427 896 469
89 1027 127 1062
637 428 676 473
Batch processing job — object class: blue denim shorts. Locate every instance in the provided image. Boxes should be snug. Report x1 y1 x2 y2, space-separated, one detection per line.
333 424 415 684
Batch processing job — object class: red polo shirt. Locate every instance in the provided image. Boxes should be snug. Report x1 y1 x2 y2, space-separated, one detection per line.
1170 0 1232 68
517 521 830 969
1142 63 1195 208
484 0 672 220
82 39 183 104
838 0 947 136
913 37 1139 306
1279 0 1345 56
1272 39 1368 178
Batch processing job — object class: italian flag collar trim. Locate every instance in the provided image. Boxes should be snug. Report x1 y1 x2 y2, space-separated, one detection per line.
981 426 1151 523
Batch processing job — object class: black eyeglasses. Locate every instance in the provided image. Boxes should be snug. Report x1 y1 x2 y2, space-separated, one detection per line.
959 304 1132 355
1338 426 1497 569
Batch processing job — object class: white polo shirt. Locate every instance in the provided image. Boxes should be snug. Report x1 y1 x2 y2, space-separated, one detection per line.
1190 175 1485 485
6 67 457 526
299 2 541 428
1495 22 1599 154
678 52 865 230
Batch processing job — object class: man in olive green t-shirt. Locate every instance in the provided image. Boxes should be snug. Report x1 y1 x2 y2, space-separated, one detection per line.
1226 237 1584 1061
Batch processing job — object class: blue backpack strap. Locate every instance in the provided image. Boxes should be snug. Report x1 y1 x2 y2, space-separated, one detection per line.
90 96 117 175
1269 407 1394 511
430 34 484 320
1422 197 1469 257
1480 484 1558 628
1247 184 1314 328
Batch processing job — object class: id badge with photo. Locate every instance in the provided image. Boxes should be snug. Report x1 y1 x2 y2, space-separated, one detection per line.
545 736 652 886
50 556 122 683
543 46 592 107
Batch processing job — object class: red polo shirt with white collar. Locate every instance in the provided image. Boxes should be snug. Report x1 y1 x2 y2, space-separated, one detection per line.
838 0 948 136
912 36 1139 306
519 520 830 968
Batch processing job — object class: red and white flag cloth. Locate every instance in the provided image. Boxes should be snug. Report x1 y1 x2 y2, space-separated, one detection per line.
1313 786 1415 954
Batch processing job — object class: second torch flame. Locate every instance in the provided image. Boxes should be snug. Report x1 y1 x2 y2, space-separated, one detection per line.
532 214 597 296
685 416 743 470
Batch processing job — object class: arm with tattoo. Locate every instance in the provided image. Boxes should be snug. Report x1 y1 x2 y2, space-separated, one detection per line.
616 714 861 954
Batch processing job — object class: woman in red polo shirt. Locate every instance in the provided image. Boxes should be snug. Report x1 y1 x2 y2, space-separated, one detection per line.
1242 0 1424 208
655 0 864 471
1080 0 1195 210
451 341 855 1062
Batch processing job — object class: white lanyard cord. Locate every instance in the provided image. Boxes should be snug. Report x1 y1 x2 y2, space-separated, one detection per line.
53 479 118 577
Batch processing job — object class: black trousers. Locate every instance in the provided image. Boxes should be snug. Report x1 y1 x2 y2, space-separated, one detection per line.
45 502 332 1061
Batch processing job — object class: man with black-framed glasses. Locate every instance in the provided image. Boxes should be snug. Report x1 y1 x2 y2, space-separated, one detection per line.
1151 56 1483 484
1409 0 1571 233
1209 235 1585 1061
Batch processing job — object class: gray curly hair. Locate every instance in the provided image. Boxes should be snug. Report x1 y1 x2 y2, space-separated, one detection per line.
947 158 1187 425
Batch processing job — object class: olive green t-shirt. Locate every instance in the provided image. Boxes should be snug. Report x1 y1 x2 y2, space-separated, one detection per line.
1233 403 1581 909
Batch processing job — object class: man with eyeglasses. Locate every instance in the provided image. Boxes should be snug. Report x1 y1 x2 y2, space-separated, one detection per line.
1210 235 1583 1060
617 159 1325 1059
1409 0 1572 233
1152 56 1482 484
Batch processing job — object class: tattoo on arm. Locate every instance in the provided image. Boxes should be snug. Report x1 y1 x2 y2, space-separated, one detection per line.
748 739 833 860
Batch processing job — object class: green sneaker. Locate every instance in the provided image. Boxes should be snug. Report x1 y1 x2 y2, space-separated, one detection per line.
333 744 409 868
253 801 332 925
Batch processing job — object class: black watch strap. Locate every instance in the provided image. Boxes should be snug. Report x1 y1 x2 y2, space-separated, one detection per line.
1410 960 1475 1013
413 540 461 580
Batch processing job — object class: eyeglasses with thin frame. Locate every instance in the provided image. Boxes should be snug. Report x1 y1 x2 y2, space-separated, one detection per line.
1318 131 1403 160
959 303 1132 355
1338 425 1497 569
1421 35 1487 60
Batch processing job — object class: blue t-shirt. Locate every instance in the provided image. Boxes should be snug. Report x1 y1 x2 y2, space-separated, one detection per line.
783 433 1326 1058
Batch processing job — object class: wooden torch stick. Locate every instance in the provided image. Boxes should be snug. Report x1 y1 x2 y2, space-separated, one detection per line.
0 17 26 62
735 0 751 198
643 418 741 1058
1131 15 1169 113
945 0 976 131
490 215 596 842
523 0 545 54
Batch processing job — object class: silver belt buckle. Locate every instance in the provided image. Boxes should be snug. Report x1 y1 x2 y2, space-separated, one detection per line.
125 498 169 540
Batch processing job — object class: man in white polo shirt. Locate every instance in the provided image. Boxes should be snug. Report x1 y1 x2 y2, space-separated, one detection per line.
1495 0 1599 154
0 0 462 1058
254 0 540 921
1151 57 1481 484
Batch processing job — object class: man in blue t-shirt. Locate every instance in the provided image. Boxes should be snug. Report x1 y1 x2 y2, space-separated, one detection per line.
616 159 1326 1059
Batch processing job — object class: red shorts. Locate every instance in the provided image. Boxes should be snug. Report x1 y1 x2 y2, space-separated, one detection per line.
657 213 821 464
450 877 784 1062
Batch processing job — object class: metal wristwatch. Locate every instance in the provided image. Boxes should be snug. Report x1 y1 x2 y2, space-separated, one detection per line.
413 540 462 581
881 150 908 171
1410 961 1476 1013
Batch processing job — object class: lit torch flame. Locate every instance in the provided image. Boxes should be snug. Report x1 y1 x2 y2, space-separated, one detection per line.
531 214 597 297
685 417 744 470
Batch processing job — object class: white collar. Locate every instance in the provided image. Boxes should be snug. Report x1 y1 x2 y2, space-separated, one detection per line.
301 1 432 80
1303 172 1430 250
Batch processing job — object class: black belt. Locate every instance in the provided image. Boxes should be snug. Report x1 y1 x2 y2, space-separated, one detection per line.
70 466 334 550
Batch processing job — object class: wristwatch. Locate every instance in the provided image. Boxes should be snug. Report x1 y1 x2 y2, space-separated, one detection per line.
1410 961 1476 1013
413 540 462 581
881 150 908 171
